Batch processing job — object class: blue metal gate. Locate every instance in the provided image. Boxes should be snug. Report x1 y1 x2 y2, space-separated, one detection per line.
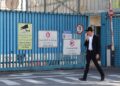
0 10 88 71
101 12 120 67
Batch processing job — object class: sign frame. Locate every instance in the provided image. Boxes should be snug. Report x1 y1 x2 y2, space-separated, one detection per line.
76 24 84 35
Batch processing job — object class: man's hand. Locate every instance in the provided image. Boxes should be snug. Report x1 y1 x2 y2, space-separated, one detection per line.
85 33 89 41
96 54 100 60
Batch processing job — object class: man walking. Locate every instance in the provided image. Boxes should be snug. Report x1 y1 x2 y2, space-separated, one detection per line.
79 26 105 81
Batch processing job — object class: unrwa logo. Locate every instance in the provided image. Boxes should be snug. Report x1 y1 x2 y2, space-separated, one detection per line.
21 24 30 32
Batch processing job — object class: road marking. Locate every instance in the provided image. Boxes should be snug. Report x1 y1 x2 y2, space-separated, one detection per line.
56 72 71 75
44 78 77 84
21 79 46 84
109 74 120 78
64 77 112 85
44 77 117 85
65 77 79 81
1 73 120 86
89 75 101 80
89 75 120 86
0 74 82 80
10 73 33 77
97 82 120 86
44 77 100 85
89 74 120 82
0 80 20 85
89 75 112 81
21 73 33 76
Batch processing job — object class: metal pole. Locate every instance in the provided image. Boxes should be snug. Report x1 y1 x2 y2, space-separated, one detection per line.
109 0 115 51
109 0 115 66
110 16 115 51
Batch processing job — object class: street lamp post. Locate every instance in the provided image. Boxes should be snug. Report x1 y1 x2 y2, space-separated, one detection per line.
108 0 115 66
109 0 115 51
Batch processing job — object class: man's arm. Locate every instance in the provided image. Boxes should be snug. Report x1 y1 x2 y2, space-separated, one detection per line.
84 40 89 47
84 33 89 47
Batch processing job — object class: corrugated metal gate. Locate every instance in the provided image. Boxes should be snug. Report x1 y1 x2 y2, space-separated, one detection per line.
101 12 120 67
0 11 88 71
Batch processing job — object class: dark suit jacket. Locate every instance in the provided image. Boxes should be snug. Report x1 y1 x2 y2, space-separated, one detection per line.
84 35 100 54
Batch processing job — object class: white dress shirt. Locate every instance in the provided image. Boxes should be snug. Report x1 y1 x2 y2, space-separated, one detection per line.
88 35 93 50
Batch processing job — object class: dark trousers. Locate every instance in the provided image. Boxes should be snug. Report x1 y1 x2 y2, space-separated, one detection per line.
83 51 104 79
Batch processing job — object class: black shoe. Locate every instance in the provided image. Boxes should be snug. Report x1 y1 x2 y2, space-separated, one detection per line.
79 78 86 81
101 76 105 81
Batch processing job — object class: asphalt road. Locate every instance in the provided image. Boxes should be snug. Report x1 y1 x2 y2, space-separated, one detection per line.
0 68 119 86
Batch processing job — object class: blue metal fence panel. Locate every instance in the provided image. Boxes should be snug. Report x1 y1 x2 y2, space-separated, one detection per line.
101 13 107 66
113 15 120 67
0 11 88 71
101 12 120 67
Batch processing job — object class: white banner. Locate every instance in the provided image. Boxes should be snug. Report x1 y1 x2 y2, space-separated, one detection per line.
38 31 57 48
63 39 81 55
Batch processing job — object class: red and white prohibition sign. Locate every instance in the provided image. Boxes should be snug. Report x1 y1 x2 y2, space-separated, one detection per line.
76 24 84 34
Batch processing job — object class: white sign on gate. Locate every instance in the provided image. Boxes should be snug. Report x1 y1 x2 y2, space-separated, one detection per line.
63 39 81 55
38 31 57 48
62 31 72 40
